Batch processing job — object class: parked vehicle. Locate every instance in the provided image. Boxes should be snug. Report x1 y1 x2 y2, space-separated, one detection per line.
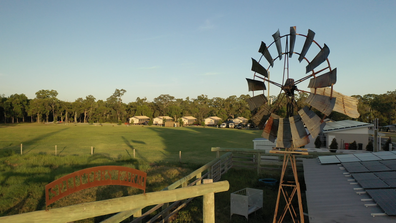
236 123 245 129
220 123 226 128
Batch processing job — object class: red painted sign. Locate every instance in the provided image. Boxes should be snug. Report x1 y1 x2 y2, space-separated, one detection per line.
45 166 146 210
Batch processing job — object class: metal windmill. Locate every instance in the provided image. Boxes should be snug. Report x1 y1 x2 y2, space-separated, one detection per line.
246 26 359 223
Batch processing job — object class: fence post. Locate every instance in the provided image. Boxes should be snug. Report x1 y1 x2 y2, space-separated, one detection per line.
256 152 261 175
133 209 142 223
55 145 57 156
91 146 94 155
179 151 181 163
20 144 23 155
196 173 202 185
203 179 214 223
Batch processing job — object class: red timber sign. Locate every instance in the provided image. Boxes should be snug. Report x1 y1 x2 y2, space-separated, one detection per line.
45 166 146 210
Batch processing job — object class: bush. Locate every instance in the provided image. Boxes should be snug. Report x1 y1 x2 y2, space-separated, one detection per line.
314 136 321 148
366 140 373 151
0 148 15 157
148 120 153 126
383 137 392 151
349 141 357 150
329 138 338 152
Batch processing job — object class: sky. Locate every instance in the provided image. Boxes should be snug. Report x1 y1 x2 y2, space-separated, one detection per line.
1 1 395 103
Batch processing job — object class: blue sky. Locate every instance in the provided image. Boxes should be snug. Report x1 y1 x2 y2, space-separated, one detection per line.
1 1 395 103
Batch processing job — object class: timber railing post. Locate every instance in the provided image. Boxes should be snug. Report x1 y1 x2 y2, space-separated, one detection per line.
196 173 202 185
203 179 215 223
256 152 261 175
133 209 142 223
20 144 23 155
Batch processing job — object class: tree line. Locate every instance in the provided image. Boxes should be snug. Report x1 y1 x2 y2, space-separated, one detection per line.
1 89 395 126
0 89 252 124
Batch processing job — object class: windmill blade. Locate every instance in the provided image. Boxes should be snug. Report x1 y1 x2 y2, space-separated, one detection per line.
298 106 325 139
290 115 310 148
276 118 292 148
305 93 336 116
262 113 279 143
308 68 337 88
258 42 274 67
311 88 360 118
251 58 268 78
252 104 271 129
246 78 266 91
246 94 268 111
306 44 330 73
272 30 282 60
298 29 315 62
289 26 296 58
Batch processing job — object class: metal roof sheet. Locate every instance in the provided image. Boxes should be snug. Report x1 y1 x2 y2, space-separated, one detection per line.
304 158 396 222
323 120 373 133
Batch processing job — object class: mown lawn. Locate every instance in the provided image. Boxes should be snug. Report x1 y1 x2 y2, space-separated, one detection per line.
0 123 271 222
0 123 262 164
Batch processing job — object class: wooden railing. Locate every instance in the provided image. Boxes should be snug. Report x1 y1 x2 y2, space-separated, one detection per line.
0 181 229 223
211 147 314 175
104 152 233 223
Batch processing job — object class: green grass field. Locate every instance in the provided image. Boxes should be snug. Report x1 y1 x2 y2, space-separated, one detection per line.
0 123 262 164
0 123 268 222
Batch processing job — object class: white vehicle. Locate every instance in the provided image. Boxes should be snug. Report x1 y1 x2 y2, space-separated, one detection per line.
228 123 235 128
220 123 226 128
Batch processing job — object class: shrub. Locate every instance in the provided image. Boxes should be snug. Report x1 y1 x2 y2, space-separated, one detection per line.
0 148 15 157
366 140 373 151
383 137 392 151
329 138 338 152
148 120 153 126
349 141 357 150
314 136 321 148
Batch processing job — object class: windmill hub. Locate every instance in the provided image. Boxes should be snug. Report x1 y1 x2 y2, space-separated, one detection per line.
282 78 297 97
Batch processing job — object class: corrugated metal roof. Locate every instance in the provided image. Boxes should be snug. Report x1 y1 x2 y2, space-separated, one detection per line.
323 120 373 133
182 116 196 120
154 116 173 120
205 116 222 120
132 116 150 119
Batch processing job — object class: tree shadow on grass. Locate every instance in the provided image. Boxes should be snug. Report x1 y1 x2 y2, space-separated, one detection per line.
121 136 150 164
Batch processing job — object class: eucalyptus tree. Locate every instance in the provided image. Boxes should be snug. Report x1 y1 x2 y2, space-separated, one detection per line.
193 94 210 123
106 89 126 122
72 98 84 123
28 98 45 123
224 95 238 120
34 89 59 122
0 95 11 123
93 100 108 123
126 102 137 119
59 101 73 123
7 94 28 123
82 95 96 123
153 94 175 116
235 94 251 119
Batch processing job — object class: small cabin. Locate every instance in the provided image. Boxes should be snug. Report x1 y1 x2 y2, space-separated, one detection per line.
153 116 173 125
129 116 150 125
204 116 222 126
181 116 197 126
